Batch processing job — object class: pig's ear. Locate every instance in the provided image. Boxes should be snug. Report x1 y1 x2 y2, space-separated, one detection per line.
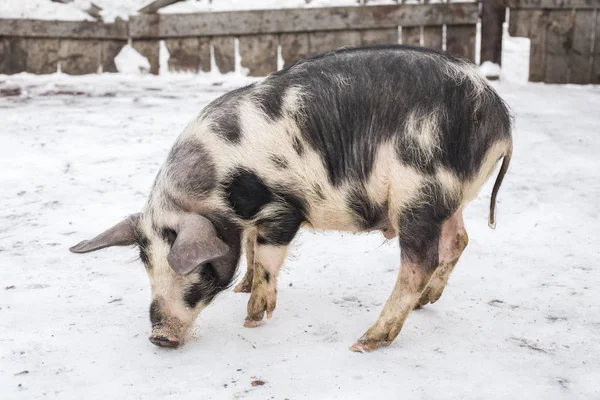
167 214 229 276
69 214 141 253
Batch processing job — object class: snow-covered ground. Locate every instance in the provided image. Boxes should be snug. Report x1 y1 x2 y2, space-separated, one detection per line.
2 30 600 400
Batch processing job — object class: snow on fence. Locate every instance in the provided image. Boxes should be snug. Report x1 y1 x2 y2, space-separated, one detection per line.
507 0 600 84
0 2 479 76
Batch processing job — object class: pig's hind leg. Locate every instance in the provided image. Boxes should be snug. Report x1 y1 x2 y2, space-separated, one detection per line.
416 209 468 308
351 186 461 352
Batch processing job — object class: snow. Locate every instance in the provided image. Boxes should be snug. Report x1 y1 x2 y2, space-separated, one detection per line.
480 61 501 78
114 45 151 74
0 0 380 22
1 25 600 400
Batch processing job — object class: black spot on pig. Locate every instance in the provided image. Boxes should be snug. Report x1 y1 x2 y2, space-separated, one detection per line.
224 169 273 220
256 190 306 246
201 84 255 144
135 230 150 267
160 227 177 247
313 184 325 200
149 300 163 327
346 188 386 230
184 262 232 308
292 136 305 156
254 85 285 121
211 112 242 143
263 271 271 284
166 139 217 198
269 154 289 169
398 181 458 271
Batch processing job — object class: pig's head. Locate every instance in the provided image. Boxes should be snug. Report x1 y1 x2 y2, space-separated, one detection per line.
69 212 242 348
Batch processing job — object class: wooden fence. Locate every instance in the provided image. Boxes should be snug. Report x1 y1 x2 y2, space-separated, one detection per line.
0 2 479 77
508 0 600 84
0 19 128 75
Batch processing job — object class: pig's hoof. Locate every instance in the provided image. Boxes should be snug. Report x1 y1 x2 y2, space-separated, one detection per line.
350 338 384 353
149 334 180 348
246 289 276 324
244 319 262 328
416 287 443 308
234 281 252 293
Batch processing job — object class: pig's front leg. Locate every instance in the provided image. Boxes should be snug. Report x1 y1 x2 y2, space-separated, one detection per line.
234 232 255 293
243 244 287 327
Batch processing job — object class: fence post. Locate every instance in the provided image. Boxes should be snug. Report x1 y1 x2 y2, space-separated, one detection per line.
480 0 505 69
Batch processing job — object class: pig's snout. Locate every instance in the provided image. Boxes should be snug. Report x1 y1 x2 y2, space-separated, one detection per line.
149 334 180 348
149 298 188 349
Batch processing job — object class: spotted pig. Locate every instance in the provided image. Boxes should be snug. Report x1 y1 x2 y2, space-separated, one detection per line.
70 45 513 352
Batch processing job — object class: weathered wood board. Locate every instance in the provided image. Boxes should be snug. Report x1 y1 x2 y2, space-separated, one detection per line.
544 10 574 83
212 36 235 73
569 10 594 83
307 30 362 56
130 3 479 38
423 26 443 50
505 0 600 9
402 26 421 46
164 38 210 73
26 38 59 74
0 18 128 39
132 40 160 75
508 9 533 37
360 28 398 45
446 24 476 62
59 39 102 75
0 38 27 74
239 34 278 77
101 40 126 73
593 10 600 83
280 33 309 68
481 0 505 65
529 10 549 82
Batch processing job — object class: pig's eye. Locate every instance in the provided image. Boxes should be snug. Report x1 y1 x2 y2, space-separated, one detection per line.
160 228 177 247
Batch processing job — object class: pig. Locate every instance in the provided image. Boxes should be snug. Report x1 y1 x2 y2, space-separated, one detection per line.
70 44 512 352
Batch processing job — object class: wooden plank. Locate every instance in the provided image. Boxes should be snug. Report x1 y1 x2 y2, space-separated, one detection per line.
569 10 594 84
481 0 505 65
423 26 443 50
360 28 398 45
0 19 128 39
239 34 278 77
281 33 310 68
198 37 211 73
446 24 476 62
165 38 200 73
0 37 27 74
307 31 362 56
402 27 421 46
139 0 185 14
508 9 532 38
58 39 102 75
129 3 480 38
212 36 235 73
505 0 600 9
101 40 126 73
544 10 574 83
26 38 59 74
593 9 600 83
132 40 160 75
529 10 549 82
